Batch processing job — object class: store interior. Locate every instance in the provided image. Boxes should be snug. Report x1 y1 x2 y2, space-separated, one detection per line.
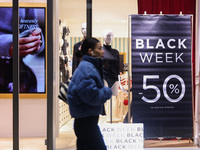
56 0 136 149
0 0 199 149
56 0 198 149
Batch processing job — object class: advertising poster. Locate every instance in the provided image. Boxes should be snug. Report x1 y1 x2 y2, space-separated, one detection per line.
131 15 193 139
0 7 46 93
99 123 144 150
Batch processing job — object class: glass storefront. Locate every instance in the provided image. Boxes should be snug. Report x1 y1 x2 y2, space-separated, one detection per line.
55 0 138 149
0 0 47 149
55 0 196 149
0 0 198 150
18 1 47 149
56 0 86 149
92 0 137 124
0 1 13 149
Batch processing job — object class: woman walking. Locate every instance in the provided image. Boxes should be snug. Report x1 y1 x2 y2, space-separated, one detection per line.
67 37 112 150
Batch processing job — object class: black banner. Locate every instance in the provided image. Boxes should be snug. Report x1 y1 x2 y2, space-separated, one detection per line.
131 15 193 139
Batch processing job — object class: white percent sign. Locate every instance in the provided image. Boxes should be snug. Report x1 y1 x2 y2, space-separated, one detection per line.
169 84 179 94
163 75 185 103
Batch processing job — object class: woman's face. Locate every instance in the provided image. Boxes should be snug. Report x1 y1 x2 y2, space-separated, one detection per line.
92 42 104 58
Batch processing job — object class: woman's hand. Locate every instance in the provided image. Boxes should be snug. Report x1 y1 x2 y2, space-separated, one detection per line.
9 28 42 57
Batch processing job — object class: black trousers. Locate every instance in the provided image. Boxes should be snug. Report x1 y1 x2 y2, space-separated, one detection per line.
74 116 107 150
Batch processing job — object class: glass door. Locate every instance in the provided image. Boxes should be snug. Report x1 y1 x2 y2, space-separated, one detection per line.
0 0 47 149
0 1 13 149
93 0 138 124
54 0 138 149
55 0 86 149
18 0 47 149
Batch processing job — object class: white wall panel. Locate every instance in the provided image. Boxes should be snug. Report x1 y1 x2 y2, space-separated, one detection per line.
59 0 138 37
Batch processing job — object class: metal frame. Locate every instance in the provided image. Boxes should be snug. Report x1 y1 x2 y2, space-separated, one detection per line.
87 0 92 37
12 1 55 149
13 0 19 150
47 0 54 149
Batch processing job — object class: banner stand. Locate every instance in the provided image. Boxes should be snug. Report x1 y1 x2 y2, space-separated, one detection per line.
127 15 131 123
130 14 193 139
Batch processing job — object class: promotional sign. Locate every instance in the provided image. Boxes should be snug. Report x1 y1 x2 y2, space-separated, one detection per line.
99 123 143 150
131 15 193 139
0 7 45 93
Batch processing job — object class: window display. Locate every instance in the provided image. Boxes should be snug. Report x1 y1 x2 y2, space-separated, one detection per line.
102 29 120 94
72 22 87 74
59 20 70 83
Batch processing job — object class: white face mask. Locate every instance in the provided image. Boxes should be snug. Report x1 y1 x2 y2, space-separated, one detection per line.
81 23 87 37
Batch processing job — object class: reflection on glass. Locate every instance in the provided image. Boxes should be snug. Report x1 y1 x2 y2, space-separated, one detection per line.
0 1 47 150
93 0 137 124
56 0 138 149
57 0 86 149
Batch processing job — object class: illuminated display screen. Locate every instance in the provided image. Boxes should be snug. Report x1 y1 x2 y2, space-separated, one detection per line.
0 7 46 93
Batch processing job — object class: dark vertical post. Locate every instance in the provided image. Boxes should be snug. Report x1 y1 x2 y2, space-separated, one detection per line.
47 0 54 149
110 97 112 123
13 0 19 150
87 0 92 37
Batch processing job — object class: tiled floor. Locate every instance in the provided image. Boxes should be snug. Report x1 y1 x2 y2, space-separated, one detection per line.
56 116 199 150
0 137 46 150
0 116 199 150
56 118 76 150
